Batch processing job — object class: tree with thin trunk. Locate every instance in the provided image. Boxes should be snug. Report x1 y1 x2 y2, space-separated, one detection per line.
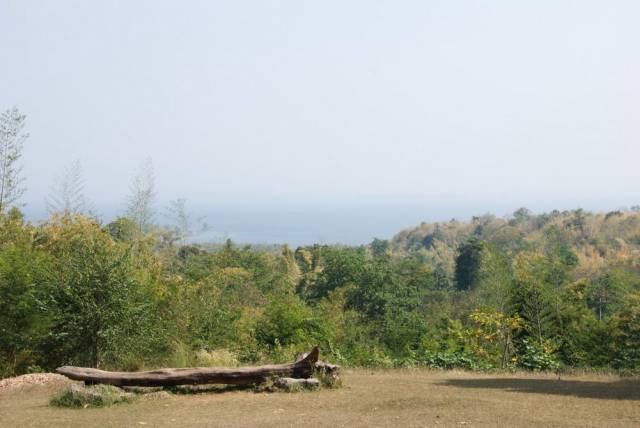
125 158 155 235
47 160 90 215
0 108 27 213
164 198 208 244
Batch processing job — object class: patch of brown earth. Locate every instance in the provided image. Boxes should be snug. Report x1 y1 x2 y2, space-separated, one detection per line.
0 373 71 391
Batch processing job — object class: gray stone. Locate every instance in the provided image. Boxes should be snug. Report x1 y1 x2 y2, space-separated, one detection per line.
274 377 320 391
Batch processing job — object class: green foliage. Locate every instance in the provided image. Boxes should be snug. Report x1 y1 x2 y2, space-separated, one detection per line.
511 252 558 343
473 245 513 311
370 238 390 258
466 309 522 369
421 351 481 370
37 215 164 369
256 294 314 348
586 269 634 321
554 281 615 367
299 246 366 301
50 385 134 408
3 207 640 378
517 338 561 371
0 210 50 377
105 217 138 243
612 293 640 369
454 238 485 291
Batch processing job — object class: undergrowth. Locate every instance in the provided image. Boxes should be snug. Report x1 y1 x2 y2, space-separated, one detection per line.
50 385 135 408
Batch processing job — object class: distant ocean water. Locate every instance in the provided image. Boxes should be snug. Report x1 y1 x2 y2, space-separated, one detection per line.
175 202 492 246
24 201 473 246
193 207 413 246
24 199 628 247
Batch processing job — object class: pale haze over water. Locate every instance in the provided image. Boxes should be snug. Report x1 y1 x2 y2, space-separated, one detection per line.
2 1 638 244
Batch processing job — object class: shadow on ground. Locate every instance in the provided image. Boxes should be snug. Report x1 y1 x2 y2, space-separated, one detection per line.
168 384 252 394
440 378 640 400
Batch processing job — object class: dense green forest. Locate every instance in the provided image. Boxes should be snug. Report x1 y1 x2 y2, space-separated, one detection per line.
1 108 640 377
2 206 640 378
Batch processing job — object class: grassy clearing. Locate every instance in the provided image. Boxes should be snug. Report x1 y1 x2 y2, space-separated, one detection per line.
1 370 639 427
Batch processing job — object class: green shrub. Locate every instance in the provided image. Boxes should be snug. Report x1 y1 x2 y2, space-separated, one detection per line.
50 384 134 408
256 295 313 347
517 338 561 371
421 351 482 370
314 368 343 389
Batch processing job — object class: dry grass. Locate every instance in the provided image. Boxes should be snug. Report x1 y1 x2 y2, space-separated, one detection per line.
1 369 639 427
193 349 240 367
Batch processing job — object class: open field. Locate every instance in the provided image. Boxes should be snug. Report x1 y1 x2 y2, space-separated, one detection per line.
1 370 639 427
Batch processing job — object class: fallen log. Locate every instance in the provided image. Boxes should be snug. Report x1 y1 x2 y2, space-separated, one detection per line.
56 347 319 387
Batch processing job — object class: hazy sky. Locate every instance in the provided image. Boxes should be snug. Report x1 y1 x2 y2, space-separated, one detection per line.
1 1 639 243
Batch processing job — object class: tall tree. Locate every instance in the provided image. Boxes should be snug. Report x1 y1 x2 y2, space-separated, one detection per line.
587 270 631 321
126 158 155 234
0 209 49 377
0 108 27 213
613 293 640 369
475 245 513 312
511 252 557 343
164 198 208 244
47 160 89 215
454 237 485 291
40 216 159 368
371 238 391 258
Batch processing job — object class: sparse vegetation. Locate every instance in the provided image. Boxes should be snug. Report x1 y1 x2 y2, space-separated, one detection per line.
314 368 343 389
49 384 134 408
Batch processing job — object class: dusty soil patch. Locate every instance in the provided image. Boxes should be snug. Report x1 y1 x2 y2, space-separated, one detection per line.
0 373 71 391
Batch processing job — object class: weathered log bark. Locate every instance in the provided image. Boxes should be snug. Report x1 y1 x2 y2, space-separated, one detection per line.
56 347 319 387
296 351 340 374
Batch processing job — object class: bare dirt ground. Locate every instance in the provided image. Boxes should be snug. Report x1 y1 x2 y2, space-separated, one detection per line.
1 369 639 427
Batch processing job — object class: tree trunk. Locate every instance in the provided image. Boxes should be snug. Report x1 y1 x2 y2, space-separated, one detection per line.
56 347 319 387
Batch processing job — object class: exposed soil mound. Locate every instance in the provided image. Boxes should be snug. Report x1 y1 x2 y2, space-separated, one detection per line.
0 373 71 391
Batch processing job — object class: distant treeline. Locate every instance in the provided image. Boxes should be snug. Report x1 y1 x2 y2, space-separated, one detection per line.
2 206 640 378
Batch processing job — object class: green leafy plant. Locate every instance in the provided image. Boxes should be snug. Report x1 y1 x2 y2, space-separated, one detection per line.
50 385 134 408
518 338 561 371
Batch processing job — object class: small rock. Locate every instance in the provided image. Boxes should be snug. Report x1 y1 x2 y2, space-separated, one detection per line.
140 391 172 401
274 377 320 391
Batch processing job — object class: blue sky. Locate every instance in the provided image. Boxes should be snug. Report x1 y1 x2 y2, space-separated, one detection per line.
1 1 639 243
